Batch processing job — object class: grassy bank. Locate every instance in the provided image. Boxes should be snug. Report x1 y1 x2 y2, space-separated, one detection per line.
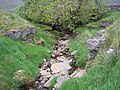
59 11 120 90
0 10 57 90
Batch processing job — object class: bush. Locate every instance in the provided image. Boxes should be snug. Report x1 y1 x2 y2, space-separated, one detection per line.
17 0 107 31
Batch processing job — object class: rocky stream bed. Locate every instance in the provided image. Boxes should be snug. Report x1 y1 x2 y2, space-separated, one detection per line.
33 34 86 90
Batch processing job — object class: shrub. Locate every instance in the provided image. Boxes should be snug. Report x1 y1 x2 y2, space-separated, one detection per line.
17 0 107 31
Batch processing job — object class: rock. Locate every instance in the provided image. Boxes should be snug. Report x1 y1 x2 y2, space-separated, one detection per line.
40 70 51 77
36 40 44 46
96 30 105 37
51 60 72 73
106 48 116 55
70 69 81 77
13 70 29 81
43 75 58 88
26 38 33 43
23 28 31 37
87 38 105 50
56 56 67 62
58 40 69 45
59 70 68 76
100 21 113 28
71 50 77 56
30 27 36 35
6 29 21 39
73 70 86 78
54 75 70 89
87 50 98 60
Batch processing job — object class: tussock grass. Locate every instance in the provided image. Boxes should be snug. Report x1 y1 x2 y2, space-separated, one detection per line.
59 13 120 90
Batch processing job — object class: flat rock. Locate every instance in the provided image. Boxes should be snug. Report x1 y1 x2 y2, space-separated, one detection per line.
51 60 72 73
43 75 58 88
73 70 86 78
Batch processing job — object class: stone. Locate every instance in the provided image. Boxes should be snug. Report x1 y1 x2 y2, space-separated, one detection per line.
96 30 105 37
71 50 77 56
6 29 21 39
43 75 58 88
40 70 51 77
51 60 72 73
23 28 31 37
13 70 29 81
56 56 67 62
106 48 116 55
87 38 105 50
73 70 86 78
59 70 68 76
58 40 69 45
100 21 112 28
54 75 70 89
26 38 33 43
87 50 98 60
70 69 80 77
36 40 44 46
30 27 36 35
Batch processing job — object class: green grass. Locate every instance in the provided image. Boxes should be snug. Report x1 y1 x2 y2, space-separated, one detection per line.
59 12 120 90
49 77 58 90
0 11 57 90
69 27 99 68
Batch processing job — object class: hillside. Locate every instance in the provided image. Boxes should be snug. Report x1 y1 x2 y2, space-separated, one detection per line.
0 1 120 90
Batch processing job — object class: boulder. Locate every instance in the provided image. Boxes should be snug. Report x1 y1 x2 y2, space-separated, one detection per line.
87 38 105 50
106 48 116 55
100 21 113 28
6 29 21 39
73 70 86 78
51 60 72 73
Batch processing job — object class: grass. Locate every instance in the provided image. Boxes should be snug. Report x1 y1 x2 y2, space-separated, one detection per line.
69 27 99 68
0 11 57 90
49 77 58 90
59 11 120 90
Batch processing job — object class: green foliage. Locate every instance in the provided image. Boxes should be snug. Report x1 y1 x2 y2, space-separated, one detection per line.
17 0 107 31
49 77 58 90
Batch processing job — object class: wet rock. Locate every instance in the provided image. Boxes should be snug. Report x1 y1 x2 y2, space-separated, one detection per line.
6 29 21 39
96 30 105 37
